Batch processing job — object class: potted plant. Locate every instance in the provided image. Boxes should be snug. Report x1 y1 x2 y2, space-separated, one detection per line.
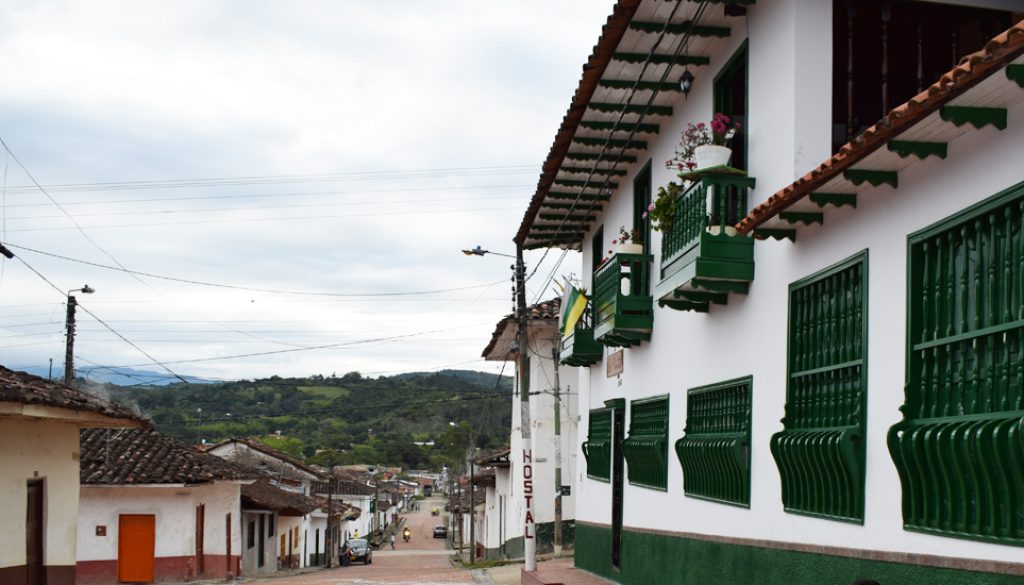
645 182 683 233
613 225 644 254
666 113 740 171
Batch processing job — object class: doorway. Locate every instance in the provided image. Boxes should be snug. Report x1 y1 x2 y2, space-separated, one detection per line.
118 515 156 583
195 504 205 575
26 480 44 585
610 403 625 570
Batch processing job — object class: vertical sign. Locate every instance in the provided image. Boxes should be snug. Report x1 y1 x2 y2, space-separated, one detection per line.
523 449 534 539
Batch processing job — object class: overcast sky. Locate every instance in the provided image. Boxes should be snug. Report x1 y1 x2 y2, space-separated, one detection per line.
0 1 612 382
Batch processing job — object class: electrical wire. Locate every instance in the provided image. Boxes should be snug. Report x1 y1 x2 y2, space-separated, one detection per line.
4 242 508 297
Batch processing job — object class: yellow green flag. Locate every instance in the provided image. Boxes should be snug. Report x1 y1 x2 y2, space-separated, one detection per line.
561 284 588 337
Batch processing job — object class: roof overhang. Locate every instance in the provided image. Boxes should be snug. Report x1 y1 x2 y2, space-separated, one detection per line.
0 402 147 428
515 0 748 250
738 23 1024 239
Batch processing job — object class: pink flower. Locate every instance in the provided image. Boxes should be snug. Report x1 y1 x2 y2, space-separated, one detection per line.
641 211 649 219
648 203 655 211
611 239 618 244
696 122 705 129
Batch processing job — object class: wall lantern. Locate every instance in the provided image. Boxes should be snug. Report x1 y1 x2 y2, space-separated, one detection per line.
679 69 695 98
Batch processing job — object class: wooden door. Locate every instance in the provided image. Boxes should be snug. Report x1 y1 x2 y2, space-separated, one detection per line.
26 480 44 585
118 515 155 583
195 504 205 574
225 513 232 577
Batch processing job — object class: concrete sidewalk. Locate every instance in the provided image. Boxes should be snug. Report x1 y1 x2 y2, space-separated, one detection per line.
482 559 615 585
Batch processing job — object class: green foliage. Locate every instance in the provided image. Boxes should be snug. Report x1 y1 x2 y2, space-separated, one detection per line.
105 369 512 470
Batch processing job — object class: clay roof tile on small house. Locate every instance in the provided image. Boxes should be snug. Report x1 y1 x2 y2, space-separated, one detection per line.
80 428 257 485
242 479 320 516
0 365 148 427
481 297 561 360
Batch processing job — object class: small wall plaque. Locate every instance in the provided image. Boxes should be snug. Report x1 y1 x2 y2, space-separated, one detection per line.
96 525 106 536
607 350 624 377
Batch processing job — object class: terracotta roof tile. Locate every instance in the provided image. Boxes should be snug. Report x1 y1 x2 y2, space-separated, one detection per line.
209 436 326 479
80 428 257 485
515 0 643 247
0 365 148 427
481 297 561 359
242 479 320 515
738 21 1024 233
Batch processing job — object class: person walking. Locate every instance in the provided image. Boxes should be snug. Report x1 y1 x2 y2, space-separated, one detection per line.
390 533 396 549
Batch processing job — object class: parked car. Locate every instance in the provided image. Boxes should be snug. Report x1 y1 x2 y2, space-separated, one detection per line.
346 539 373 564
433 525 447 538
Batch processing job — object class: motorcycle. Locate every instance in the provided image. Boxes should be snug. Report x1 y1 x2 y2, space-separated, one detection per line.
403 528 411 542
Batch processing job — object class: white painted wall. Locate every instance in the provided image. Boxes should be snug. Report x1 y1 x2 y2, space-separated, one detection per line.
0 418 80 570
77 482 241 561
240 511 277 575
571 2 1024 566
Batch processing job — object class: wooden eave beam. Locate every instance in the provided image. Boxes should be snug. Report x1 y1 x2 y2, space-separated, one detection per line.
546 191 611 201
565 151 637 163
538 213 597 222
541 202 603 211
598 79 682 92
554 179 619 189
627 21 730 38
571 136 648 150
588 102 673 116
559 166 628 176
579 120 660 134
612 52 710 67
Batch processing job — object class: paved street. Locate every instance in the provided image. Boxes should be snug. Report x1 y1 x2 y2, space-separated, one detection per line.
245 497 475 585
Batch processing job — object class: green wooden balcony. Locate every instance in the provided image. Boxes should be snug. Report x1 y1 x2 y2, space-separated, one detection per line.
593 252 654 347
560 308 603 367
653 171 756 312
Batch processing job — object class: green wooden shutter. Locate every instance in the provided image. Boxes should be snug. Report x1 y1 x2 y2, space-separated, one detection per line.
675 377 752 507
889 180 1024 546
623 396 670 490
771 251 868 523
583 408 613 481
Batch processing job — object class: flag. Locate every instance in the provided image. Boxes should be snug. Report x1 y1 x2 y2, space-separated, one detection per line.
560 279 588 337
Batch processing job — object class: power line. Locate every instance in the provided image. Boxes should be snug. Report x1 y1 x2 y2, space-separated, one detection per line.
3 205 522 232
0 165 538 196
5 242 507 297
7 252 192 385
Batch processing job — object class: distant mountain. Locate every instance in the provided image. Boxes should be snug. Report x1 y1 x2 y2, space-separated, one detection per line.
11 365 217 387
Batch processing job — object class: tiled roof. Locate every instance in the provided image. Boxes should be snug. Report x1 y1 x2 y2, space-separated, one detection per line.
0 365 147 426
474 446 511 467
242 479 320 515
208 436 326 479
514 0 642 249
80 428 257 485
481 297 561 359
738 21 1024 234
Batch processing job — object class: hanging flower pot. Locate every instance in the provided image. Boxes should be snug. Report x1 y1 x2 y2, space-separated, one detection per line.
694 144 732 169
617 243 643 254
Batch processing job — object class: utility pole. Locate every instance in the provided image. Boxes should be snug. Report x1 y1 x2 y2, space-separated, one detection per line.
516 245 536 572
551 345 563 556
469 455 475 565
64 285 94 387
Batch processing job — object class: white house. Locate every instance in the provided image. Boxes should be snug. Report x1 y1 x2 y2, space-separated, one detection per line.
76 428 255 584
471 447 512 560
481 298 580 559
238 479 319 575
0 366 145 585
515 1 1024 583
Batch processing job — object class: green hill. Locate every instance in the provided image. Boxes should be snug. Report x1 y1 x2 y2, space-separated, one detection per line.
105 369 513 469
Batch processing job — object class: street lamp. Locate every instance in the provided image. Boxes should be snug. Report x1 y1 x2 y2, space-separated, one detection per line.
463 244 536 571
64 285 95 387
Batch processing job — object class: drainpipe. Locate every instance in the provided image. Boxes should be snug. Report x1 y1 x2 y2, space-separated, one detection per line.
551 344 563 556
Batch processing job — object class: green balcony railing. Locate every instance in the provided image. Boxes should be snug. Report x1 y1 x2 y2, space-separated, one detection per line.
560 306 603 367
654 172 756 313
593 252 653 347
582 408 613 481
622 396 669 490
771 252 867 523
675 377 751 507
889 184 1024 546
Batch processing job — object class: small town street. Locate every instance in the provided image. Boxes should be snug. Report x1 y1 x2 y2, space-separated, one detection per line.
242 497 478 585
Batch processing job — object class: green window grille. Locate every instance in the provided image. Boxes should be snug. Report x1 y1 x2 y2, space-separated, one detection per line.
623 395 670 490
889 180 1024 546
582 408 613 481
771 251 868 523
675 377 752 507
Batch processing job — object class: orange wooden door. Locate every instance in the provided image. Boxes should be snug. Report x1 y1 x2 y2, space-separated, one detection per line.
119 515 155 583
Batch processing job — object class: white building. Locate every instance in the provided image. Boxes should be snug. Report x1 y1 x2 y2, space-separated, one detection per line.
481 298 579 559
514 2 1024 583
76 428 254 584
0 366 145 585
